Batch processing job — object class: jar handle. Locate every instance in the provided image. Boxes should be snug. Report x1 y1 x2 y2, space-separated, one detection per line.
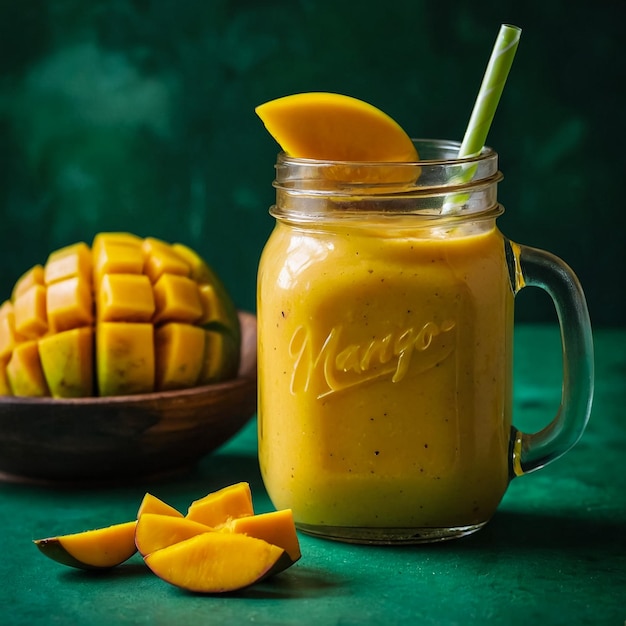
507 241 594 476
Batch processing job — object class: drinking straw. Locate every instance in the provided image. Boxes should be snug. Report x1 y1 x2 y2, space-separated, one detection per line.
443 24 521 213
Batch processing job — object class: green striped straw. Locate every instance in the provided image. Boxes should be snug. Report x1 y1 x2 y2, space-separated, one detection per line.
443 24 522 213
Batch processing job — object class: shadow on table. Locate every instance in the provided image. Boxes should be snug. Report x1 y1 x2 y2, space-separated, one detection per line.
440 509 626 557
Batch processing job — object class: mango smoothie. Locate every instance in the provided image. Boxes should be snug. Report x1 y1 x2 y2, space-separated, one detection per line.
257 216 514 534
256 87 592 543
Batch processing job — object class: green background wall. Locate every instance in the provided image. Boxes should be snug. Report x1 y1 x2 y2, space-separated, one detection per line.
0 0 623 326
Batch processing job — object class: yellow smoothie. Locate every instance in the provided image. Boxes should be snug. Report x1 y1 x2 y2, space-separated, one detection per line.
257 218 514 531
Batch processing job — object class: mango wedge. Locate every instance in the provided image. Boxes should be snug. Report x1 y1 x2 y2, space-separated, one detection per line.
137 493 184 519
34 521 138 570
135 514 212 557
144 532 287 593
34 483 300 592
186 481 254 527
0 233 240 397
255 92 418 162
222 509 301 563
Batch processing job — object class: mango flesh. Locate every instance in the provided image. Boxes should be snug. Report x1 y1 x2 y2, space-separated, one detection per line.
186 481 254 527
222 509 301 563
137 493 184 519
135 514 212 557
255 92 418 162
34 482 301 591
144 532 287 593
0 234 240 397
34 521 138 570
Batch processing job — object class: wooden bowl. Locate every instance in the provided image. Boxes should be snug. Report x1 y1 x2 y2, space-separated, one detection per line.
0 312 257 483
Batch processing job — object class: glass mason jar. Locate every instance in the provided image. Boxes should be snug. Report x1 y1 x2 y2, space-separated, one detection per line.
257 139 594 544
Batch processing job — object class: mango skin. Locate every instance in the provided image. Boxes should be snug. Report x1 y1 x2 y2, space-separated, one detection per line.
34 521 138 570
0 234 240 398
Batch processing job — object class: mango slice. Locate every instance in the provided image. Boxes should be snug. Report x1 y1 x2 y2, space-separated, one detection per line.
34 521 138 570
0 234 240 397
137 493 184 519
34 483 300 592
255 92 418 162
135 513 212 557
186 481 254 527
222 509 301 563
144 532 287 593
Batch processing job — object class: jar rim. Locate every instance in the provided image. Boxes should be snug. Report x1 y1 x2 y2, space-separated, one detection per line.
271 138 503 222
273 138 501 195
276 138 496 168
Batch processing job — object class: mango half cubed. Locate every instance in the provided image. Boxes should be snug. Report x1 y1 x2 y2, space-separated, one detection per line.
0 233 240 397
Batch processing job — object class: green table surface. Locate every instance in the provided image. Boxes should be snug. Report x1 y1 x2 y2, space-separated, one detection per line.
1 325 624 626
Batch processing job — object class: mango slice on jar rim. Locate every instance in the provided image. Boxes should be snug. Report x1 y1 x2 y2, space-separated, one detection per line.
255 92 418 163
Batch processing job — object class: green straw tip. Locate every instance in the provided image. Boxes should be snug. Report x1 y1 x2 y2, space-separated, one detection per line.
458 23 523 158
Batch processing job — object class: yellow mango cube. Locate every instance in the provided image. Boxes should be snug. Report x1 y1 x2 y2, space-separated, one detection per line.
153 274 203 325
198 283 231 327
93 237 144 286
0 361 10 395
98 274 155 322
142 237 191 283
96 322 154 396
46 277 93 333
39 327 94 397
12 265 45 300
155 323 205 391
6 340 49 397
171 243 214 284
44 242 92 285
0 301 18 362
200 329 239 384
13 284 48 339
